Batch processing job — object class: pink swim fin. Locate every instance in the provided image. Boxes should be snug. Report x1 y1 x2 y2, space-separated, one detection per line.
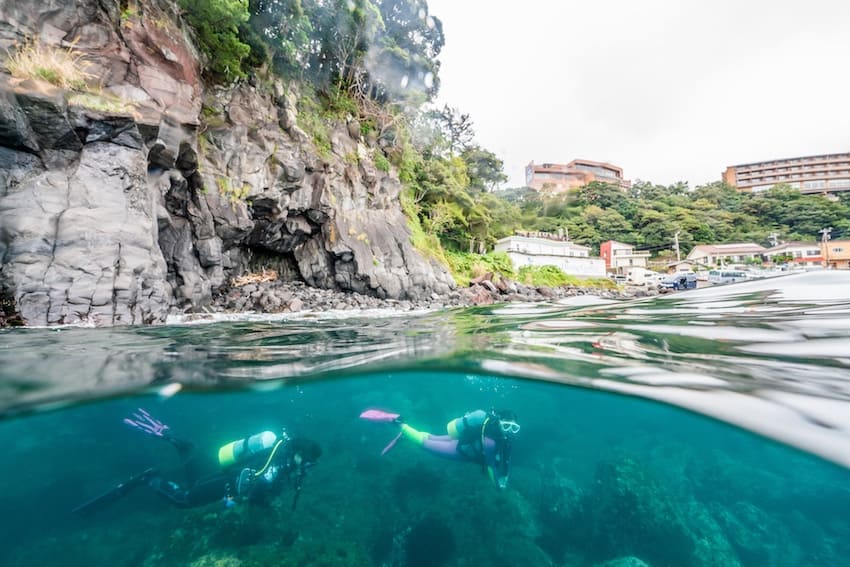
360 409 404 456
359 409 401 422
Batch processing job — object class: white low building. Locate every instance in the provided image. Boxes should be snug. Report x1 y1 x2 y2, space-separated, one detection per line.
763 241 823 265
686 242 766 265
494 235 606 277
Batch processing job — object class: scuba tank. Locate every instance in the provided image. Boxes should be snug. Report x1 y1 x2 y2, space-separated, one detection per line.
218 431 278 467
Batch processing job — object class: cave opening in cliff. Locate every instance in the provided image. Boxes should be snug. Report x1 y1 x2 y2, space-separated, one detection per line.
246 248 304 283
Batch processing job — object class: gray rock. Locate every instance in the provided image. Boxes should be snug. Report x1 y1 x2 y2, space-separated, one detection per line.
0 0 499 328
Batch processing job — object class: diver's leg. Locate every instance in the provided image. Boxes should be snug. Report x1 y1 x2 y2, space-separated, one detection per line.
400 424 463 460
72 468 157 514
148 473 229 509
400 423 429 445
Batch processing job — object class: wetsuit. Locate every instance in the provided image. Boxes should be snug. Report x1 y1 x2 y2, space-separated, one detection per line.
399 410 513 488
147 433 296 509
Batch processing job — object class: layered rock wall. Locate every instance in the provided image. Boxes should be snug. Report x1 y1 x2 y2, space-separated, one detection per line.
0 0 454 326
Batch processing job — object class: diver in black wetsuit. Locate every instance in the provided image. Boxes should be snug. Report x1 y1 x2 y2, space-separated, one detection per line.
73 409 321 514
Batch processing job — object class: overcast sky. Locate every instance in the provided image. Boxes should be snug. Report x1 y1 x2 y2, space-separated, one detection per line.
425 0 850 189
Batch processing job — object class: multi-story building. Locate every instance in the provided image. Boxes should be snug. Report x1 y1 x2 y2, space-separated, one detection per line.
822 240 850 269
526 159 630 193
762 242 823 265
599 240 651 274
494 234 605 277
722 152 850 194
686 243 767 265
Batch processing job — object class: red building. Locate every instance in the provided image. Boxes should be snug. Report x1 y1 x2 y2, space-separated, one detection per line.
599 240 650 273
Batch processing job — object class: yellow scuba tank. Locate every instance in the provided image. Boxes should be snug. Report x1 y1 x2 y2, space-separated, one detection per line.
218 431 277 467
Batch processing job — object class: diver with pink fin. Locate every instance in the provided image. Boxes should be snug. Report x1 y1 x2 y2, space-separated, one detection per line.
360 408 519 489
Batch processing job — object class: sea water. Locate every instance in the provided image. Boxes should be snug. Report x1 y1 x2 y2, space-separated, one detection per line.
1 271 849 566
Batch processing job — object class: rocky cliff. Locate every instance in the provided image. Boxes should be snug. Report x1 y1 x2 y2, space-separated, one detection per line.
0 0 455 326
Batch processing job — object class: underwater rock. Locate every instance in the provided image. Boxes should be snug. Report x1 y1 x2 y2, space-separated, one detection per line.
404 516 456 567
188 554 242 567
713 501 787 566
594 557 652 567
566 456 696 566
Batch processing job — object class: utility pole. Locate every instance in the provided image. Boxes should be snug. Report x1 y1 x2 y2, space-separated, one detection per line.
768 232 779 247
673 231 681 262
820 227 832 268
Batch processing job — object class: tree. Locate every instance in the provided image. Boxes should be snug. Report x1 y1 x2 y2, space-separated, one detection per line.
461 145 507 192
248 0 313 76
369 0 444 101
180 0 252 81
427 104 474 156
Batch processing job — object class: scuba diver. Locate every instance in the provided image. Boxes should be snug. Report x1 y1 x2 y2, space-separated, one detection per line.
360 408 519 489
73 408 321 514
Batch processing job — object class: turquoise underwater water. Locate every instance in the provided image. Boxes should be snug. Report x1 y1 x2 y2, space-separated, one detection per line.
1 271 850 566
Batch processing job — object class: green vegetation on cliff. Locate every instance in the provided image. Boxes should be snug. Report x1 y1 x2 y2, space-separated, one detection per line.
175 0 514 276
179 0 850 279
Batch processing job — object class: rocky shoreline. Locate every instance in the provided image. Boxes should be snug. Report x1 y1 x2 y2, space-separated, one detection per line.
200 276 659 318
1 275 659 327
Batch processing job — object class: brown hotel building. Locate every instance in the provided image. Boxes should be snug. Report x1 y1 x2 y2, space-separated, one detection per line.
722 152 850 194
526 159 630 193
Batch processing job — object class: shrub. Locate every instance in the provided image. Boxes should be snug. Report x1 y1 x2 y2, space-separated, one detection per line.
517 265 570 287
360 118 377 138
445 251 515 286
68 92 133 113
517 265 617 289
401 186 449 266
178 0 251 81
374 153 390 172
5 41 92 90
216 176 250 205
296 91 333 158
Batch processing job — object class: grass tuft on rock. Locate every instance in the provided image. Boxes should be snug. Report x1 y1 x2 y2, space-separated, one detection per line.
5 41 92 90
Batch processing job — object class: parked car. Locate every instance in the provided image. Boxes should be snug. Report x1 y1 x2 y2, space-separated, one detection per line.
660 273 697 290
647 272 667 286
625 267 660 285
707 270 748 285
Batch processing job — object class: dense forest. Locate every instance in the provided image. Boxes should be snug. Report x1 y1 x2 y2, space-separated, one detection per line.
495 182 850 256
182 0 850 265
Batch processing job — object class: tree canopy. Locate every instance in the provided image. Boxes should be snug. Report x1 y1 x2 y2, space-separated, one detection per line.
493 181 850 256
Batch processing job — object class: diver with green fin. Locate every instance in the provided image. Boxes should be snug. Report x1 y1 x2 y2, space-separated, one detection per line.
73 408 321 514
361 408 519 489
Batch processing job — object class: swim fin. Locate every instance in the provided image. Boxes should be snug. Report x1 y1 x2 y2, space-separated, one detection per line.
359 409 401 423
72 467 157 515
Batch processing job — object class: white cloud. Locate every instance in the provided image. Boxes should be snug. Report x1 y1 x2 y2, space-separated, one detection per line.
427 0 850 188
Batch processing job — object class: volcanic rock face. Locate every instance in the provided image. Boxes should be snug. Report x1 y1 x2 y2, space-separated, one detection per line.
0 0 454 326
